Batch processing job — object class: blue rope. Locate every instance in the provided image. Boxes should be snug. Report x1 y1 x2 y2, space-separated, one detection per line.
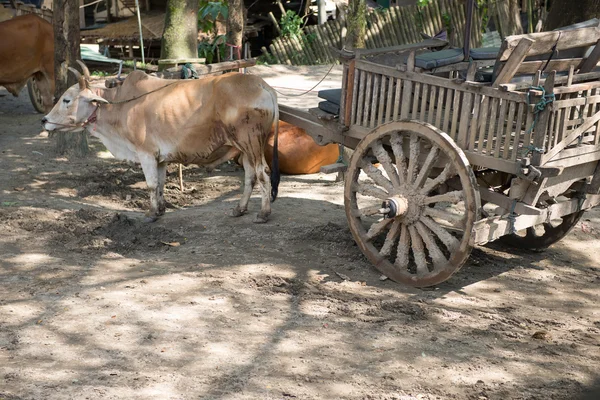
181 63 199 80
507 199 518 234
522 86 555 156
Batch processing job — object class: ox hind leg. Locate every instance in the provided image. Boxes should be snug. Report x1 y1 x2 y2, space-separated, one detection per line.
253 156 272 224
231 154 256 218
139 153 166 222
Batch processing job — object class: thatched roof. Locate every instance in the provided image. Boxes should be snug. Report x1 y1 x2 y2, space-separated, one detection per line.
81 13 166 41
80 12 226 43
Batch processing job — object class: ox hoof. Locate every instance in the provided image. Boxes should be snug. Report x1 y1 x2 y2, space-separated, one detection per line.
253 214 269 224
230 207 247 217
143 215 159 223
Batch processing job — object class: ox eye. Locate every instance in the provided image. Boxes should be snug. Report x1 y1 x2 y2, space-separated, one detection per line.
63 99 71 104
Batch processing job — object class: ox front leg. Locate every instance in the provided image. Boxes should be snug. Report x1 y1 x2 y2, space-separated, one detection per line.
139 153 162 223
253 157 272 224
231 154 256 218
157 162 168 216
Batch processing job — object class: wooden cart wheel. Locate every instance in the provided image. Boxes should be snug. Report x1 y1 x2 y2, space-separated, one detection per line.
27 77 45 114
344 120 481 287
498 199 584 251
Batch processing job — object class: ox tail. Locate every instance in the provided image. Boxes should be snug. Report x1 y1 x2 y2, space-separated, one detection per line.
270 94 280 202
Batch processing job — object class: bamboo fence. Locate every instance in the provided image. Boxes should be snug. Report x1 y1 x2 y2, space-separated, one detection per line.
262 0 484 65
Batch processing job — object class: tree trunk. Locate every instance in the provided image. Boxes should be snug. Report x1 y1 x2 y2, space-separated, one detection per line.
344 0 367 51
53 0 88 157
161 0 199 60
546 0 600 30
495 0 523 37
226 0 245 60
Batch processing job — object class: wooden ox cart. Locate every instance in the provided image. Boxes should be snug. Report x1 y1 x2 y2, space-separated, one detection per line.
279 24 600 287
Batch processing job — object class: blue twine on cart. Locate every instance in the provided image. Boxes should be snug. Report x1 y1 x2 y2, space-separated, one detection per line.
521 85 556 156
507 199 518 234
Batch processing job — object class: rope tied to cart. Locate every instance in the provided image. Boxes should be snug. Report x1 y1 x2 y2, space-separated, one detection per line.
521 85 556 156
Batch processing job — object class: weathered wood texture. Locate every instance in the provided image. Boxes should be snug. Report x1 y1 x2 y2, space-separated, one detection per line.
265 0 482 65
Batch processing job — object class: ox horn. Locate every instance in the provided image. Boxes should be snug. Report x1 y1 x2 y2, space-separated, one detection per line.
68 67 87 90
76 60 91 81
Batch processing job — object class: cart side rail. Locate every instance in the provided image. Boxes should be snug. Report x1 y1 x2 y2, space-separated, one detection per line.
348 59 529 174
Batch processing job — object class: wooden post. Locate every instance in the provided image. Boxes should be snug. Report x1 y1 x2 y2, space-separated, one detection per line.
54 0 88 157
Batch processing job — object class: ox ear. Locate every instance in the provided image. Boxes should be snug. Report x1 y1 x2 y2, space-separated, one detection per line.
84 92 109 105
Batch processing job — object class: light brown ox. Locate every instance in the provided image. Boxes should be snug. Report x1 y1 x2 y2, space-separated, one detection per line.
42 62 280 223
0 14 54 112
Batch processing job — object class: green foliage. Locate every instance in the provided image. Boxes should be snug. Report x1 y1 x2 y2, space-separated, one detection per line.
91 70 110 77
198 0 228 33
280 10 304 38
257 52 277 65
197 35 227 64
123 60 150 70
416 0 431 6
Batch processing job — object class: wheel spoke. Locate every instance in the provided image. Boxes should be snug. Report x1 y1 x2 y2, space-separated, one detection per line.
390 132 407 184
413 145 440 188
422 207 466 229
361 160 394 193
408 225 429 275
355 204 385 218
366 218 394 241
406 133 420 184
380 219 401 257
415 221 447 270
395 224 410 269
420 216 460 252
420 163 455 195
421 190 464 205
353 182 389 199
371 140 401 188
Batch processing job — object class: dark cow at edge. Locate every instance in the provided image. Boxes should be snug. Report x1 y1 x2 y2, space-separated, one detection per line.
42 62 280 223
0 14 54 112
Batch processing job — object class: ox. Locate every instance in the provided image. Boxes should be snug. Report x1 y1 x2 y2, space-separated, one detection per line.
264 121 339 174
42 62 280 223
0 14 54 112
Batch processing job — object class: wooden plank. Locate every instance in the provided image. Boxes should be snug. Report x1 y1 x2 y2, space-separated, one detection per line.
468 94 482 151
351 67 360 125
464 151 522 175
385 76 394 123
493 38 535 87
392 78 402 121
500 70 600 92
441 88 453 134
435 86 446 128
400 76 413 119
356 60 528 103
485 97 500 155
476 96 490 153
545 147 600 168
420 83 430 123
470 195 600 245
578 39 600 73
522 104 535 157
412 82 422 121
344 60 356 127
370 74 382 128
494 99 509 158
428 85 438 125
156 59 257 78
498 27 600 61
532 72 556 165
514 58 584 75
543 110 600 163
450 89 462 140
377 75 387 126
364 72 374 127
511 102 526 160
502 101 517 159
356 71 367 126
479 188 543 215
458 92 474 148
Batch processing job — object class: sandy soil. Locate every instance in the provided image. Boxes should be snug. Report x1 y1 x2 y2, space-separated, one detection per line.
1 68 599 400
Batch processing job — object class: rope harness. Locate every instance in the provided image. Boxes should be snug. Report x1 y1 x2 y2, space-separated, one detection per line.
522 85 556 156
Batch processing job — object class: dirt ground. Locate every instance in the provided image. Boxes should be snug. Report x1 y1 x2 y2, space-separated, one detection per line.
1 68 600 400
